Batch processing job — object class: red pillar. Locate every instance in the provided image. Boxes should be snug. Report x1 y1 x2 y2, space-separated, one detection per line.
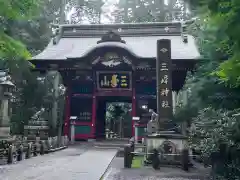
64 87 71 137
132 87 136 137
91 91 97 138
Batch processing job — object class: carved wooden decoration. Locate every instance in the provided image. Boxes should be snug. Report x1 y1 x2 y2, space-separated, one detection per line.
97 31 126 44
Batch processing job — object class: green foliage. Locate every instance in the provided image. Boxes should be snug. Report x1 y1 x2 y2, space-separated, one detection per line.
0 0 40 19
106 103 131 123
0 33 30 59
174 1 240 178
0 0 54 135
8 59 47 134
189 107 240 179
188 0 240 86
0 0 68 136
0 0 41 60
175 12 240 120
189 108 238 155
106 102 132 137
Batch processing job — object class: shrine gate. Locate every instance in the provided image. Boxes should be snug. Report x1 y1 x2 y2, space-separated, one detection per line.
31 22 200 140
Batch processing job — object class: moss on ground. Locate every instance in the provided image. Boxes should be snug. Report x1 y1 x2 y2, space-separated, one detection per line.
131 156 144 168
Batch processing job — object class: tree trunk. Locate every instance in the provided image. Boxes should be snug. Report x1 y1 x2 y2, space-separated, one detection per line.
60 0 66 24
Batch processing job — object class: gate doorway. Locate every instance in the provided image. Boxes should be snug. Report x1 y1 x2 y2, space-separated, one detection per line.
96 96 132 140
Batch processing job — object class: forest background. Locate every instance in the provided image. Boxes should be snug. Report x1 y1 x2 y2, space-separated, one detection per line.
1 0 240 178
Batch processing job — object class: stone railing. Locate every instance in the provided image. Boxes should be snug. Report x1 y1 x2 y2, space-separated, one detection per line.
123 138 190 171
0 136 68 165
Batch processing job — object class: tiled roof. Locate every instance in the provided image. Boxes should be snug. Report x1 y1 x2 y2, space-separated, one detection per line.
32 35 200 60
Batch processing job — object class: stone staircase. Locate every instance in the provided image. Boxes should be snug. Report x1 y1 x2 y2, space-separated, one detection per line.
93 139 129 149
91 139 145 157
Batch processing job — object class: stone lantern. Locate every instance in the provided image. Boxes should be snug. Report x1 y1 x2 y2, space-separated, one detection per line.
0 70 14 140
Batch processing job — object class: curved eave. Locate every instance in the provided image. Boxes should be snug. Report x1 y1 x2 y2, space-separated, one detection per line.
31 35 200 61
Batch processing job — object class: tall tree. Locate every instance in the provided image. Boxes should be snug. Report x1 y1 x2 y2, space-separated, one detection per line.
174 1 240 178
68 0 104 24
112 0 193 23
0 0 68 136
188 0 240 87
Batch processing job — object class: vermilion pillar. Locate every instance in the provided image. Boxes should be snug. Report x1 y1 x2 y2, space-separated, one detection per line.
132 87 136 137
64 86 71 137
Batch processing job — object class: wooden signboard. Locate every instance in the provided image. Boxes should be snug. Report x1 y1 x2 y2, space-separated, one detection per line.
96 71 132 90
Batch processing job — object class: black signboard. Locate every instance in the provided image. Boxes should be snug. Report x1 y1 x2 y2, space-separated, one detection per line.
156 39 173 130
97 71 132 90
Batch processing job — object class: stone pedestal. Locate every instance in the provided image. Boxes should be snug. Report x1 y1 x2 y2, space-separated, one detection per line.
0 99 11 141
0 71 14 143
0 127 11 140
24 108 49 140
24 120 49 140
146 131 189 165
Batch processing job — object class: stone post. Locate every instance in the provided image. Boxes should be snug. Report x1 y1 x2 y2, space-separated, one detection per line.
135 123 138 144
172 91 176 113
70 123 75 144
51 71 60 134
0 97 11 139
0 75 14 141
156 39 173 131
181 90 188 136
182 90 188 106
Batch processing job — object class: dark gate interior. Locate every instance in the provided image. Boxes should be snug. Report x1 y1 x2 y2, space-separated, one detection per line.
96 96 132 140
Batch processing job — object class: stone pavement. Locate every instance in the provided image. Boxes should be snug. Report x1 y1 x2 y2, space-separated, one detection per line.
0 143 210 180
0 145 117 180
102 157 210 180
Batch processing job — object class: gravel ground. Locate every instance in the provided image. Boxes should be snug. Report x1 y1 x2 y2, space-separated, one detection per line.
102 157 210 180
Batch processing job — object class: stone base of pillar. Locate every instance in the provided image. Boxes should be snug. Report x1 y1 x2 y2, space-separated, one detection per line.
145 132 192 168
87 139 96 142
0 127 11 140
